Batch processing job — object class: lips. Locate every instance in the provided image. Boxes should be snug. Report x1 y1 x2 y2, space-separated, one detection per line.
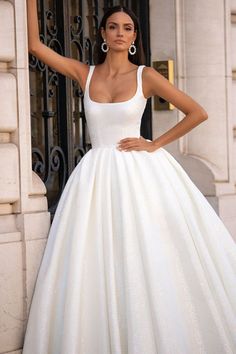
115 40 126 44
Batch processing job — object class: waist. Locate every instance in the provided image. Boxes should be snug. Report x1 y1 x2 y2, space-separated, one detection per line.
89 130 141 149
91 142 119 149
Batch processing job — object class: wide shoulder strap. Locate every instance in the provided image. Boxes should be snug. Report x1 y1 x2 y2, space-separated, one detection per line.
84 65 95 97
137 65 146 96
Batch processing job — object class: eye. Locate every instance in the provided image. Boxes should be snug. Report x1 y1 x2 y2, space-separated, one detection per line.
108 25 115 29
125 27 132 31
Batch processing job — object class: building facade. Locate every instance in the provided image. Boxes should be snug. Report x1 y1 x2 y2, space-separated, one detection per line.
0 0 235 352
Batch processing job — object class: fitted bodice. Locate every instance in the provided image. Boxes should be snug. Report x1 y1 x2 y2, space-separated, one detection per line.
83 65 147 148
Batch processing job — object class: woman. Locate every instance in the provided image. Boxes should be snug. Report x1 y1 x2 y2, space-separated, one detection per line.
23 2 236 354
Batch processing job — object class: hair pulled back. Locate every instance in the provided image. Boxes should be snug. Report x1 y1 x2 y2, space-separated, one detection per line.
93 6 146 65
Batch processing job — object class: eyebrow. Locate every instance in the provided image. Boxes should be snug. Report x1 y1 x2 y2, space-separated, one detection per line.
107 21 134 26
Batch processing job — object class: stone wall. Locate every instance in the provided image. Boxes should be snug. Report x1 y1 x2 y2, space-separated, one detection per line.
231 0 236 219
0 1 50 353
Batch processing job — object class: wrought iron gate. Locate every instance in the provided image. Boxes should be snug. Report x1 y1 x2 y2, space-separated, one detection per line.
29 0 151 215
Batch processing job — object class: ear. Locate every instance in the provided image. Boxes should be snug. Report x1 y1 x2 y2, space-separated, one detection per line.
133 31 137 42
101 27 105 41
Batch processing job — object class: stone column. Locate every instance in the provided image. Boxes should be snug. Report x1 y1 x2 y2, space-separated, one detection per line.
0 1 50 353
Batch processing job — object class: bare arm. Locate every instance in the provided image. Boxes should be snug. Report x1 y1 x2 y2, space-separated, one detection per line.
117 67 208 152
26 0 88 89
143 67 208 149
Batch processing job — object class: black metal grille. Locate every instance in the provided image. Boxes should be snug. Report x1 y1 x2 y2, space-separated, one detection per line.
30 0 151 216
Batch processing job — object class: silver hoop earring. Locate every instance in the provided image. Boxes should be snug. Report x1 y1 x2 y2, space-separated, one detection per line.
129 41 136 55
101 39 109 53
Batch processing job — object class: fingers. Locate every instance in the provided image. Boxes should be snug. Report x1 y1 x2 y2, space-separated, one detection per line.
117 144 139 151
117 141 145 151
119 137 140 143
117 137 137 150
119 136 145 140
117 136 152 152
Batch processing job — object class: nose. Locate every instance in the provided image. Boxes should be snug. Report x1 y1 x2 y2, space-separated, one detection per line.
117 26 124 37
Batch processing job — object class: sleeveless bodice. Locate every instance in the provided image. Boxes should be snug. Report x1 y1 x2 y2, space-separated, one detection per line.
84 65 147 148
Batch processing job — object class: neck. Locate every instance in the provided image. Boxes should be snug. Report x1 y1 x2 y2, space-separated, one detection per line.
101 51 134 76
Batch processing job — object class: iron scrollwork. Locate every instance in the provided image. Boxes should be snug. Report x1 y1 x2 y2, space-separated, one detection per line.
30 0 151 216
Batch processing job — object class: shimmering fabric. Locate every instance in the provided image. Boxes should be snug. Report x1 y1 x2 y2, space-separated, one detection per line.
22 65 236 354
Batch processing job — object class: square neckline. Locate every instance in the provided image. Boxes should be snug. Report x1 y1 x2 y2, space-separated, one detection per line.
87 65 141 105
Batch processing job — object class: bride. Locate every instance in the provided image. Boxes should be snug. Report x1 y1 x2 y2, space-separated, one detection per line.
22 2 236 354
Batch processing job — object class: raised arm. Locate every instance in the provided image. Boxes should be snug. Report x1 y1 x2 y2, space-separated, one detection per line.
26 0 88 90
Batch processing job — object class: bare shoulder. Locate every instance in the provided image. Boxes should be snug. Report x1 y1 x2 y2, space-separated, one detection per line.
142 66 158 80
142 66 156 75
142 65 208 118
142 66 165 99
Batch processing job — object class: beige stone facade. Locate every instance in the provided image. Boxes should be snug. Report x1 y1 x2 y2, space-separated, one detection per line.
151 0 236 238
0 1 50 353
0 0 235 353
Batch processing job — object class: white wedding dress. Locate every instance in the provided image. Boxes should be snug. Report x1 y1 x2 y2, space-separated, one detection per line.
22 65 236 354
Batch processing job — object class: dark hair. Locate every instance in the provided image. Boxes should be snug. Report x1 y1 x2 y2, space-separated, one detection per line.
93 6 146 65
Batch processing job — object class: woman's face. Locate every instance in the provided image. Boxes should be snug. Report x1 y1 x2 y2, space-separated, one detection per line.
101 11 137 52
